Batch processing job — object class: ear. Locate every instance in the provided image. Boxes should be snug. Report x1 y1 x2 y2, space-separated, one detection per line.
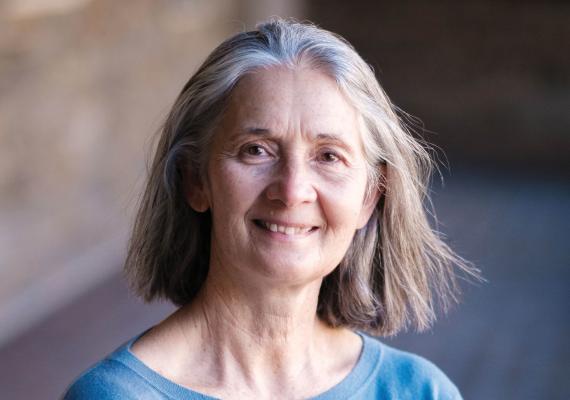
356 164 386 229
183 170 210 213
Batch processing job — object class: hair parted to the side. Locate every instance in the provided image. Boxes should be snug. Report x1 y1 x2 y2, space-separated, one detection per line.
125 17 480 336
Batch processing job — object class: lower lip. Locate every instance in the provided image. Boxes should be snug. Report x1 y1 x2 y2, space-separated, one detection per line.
252 220 317 241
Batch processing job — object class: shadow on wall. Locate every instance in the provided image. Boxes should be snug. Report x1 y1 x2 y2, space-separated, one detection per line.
308 0 570 173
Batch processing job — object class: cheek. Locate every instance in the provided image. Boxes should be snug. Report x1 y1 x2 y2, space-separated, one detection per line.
320 174 368 225
209 163 267 218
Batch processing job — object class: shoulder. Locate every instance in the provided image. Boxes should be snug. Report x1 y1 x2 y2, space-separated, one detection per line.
359 333 463 400
63 360 137 399
62 342 165 400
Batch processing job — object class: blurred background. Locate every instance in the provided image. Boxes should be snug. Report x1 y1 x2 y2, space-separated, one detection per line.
0 0 568 398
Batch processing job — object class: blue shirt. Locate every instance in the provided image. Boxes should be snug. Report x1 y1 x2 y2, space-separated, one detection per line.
64 332 462 399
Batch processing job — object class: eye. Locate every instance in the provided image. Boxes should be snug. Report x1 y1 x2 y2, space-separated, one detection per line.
239 143 273 163
317 150 341 163
245 144 267 156
244 144 267 156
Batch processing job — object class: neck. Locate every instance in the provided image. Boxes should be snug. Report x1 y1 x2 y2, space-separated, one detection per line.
134 256 363 399
193 267 326 352
207 267 322 334
174 263 340 396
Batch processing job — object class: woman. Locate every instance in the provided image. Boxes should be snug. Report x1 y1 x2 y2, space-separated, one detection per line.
65 18 477 399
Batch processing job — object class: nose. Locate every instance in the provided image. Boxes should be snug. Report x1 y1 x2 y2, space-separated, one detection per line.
265 156 317 207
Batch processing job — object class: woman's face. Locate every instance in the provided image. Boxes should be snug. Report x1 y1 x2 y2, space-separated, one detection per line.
188 66 378 289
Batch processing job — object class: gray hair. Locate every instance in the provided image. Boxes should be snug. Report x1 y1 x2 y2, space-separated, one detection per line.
125 18 479 336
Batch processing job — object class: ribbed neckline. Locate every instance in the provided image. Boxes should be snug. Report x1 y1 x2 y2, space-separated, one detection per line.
110 330 382 400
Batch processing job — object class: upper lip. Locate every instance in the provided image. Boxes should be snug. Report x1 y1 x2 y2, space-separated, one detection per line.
253 218 318 229
253 218 317 229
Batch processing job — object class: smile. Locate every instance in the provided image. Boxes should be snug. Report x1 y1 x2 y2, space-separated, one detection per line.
253 220 317 235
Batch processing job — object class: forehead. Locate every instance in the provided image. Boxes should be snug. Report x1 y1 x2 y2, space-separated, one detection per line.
218 66 363 142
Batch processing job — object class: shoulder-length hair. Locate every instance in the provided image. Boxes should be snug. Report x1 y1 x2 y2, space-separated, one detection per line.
125 18 479 336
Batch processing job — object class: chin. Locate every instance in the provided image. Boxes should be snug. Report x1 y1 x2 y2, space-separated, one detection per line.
251 257 333 288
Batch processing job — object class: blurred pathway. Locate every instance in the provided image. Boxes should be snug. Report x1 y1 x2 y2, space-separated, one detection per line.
386 170 570 400
0 170 568 399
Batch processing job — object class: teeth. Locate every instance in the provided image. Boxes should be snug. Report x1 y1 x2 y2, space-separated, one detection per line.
262 221 312 235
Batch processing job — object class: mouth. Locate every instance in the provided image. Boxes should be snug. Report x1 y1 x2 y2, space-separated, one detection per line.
253 219 318 236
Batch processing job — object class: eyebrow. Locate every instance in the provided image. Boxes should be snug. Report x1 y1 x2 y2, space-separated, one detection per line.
240 127 355 152
245 127 271 135
225 127 270 144
315 132 347 143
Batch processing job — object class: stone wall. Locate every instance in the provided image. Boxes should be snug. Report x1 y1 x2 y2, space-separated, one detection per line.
0 0 240 344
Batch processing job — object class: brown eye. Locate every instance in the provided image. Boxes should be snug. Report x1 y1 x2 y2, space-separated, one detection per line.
318 151 340 163
244 144 267 156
